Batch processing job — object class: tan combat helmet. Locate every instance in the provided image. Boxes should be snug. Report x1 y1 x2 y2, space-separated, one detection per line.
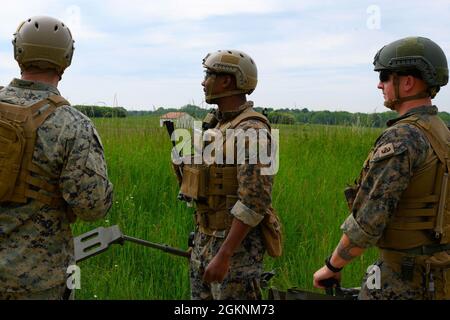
13 16 75 75
202 49 257 103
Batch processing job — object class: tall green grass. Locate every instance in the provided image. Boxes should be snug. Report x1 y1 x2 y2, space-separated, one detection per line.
72 116 383 299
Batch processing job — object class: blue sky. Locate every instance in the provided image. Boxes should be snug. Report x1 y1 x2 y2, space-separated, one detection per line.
0 0 449 112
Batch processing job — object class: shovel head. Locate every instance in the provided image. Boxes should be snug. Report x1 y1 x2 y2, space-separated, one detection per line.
74 225 124 263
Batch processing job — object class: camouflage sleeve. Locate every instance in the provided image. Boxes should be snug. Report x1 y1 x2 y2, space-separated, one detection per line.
230 119 274 227
57 108 113 221
341 123 429 248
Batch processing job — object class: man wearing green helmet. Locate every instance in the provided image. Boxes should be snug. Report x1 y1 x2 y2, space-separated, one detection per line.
313 37 450 299
176 50 281 299
0 16 113 299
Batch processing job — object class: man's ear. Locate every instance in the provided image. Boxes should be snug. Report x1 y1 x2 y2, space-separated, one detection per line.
402 75 416 93
222 74 235 90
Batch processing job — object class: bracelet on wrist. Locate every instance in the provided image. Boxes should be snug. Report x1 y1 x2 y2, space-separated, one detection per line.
325 255 343 273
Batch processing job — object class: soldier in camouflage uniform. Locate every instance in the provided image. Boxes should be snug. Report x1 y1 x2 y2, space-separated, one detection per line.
0 16 113 300
313 37 450 300
178 50 279 300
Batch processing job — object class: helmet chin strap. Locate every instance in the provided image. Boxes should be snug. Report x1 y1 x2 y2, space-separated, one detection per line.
205 90 248 104
384 73 431 109
205 74 248 104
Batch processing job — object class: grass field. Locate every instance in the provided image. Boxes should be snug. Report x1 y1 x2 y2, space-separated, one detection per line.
72 116 384 299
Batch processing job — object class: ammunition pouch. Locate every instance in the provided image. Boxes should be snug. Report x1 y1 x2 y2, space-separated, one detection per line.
261 207 283 257
380 249 427 291
180 164 207 200
182 164 238 237
196 208 234 237
179 162 208 201
380 246 450 299
179 163 239 200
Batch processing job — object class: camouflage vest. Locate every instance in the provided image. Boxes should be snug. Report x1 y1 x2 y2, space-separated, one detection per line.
347 113 450 250
378 114 450 250
0 95 69 208
180 107 270 236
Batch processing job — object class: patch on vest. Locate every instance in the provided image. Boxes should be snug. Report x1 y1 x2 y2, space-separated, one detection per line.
372 143 395 162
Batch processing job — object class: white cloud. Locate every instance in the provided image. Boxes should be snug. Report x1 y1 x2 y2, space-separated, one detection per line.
0 2 108 41
242 30 387 76
104 0 318 22
0 1 80 39
61 5 108 41
128 24 233 49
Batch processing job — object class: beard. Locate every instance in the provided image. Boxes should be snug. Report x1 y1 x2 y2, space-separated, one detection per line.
383 100 397 110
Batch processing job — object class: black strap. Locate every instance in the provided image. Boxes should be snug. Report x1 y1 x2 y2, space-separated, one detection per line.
325 256 343 273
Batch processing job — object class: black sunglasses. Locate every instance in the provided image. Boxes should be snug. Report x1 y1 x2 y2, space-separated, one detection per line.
379 70 392 82
379 69 423 82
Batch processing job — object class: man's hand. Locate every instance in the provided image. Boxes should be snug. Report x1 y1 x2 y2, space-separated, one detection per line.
313 234 364 289
313 266 341 289
203 252 231 283
202 218 252 284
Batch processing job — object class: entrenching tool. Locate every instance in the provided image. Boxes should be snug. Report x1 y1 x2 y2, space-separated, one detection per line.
74 225 190 263
268 278 360 300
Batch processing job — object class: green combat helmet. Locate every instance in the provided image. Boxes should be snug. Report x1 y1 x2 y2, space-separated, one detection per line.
373 36 448 109
202 49 257 103
13 16 75 75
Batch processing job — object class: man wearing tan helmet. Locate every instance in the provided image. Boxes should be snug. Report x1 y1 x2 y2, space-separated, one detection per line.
177 50 281 299
0 16 113 300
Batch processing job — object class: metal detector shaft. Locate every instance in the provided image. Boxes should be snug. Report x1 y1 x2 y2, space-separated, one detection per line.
122 235 190 259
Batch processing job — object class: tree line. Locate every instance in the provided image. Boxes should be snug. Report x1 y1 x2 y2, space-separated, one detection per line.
75 104 450 128
74 105 127 118
265 108 450 127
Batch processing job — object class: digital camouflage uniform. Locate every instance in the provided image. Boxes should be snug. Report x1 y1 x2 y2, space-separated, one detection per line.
341 105 449 300
0 79 113 299
190 101 273 300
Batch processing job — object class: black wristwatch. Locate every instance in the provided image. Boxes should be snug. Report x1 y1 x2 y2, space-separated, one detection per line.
325 255 343 273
